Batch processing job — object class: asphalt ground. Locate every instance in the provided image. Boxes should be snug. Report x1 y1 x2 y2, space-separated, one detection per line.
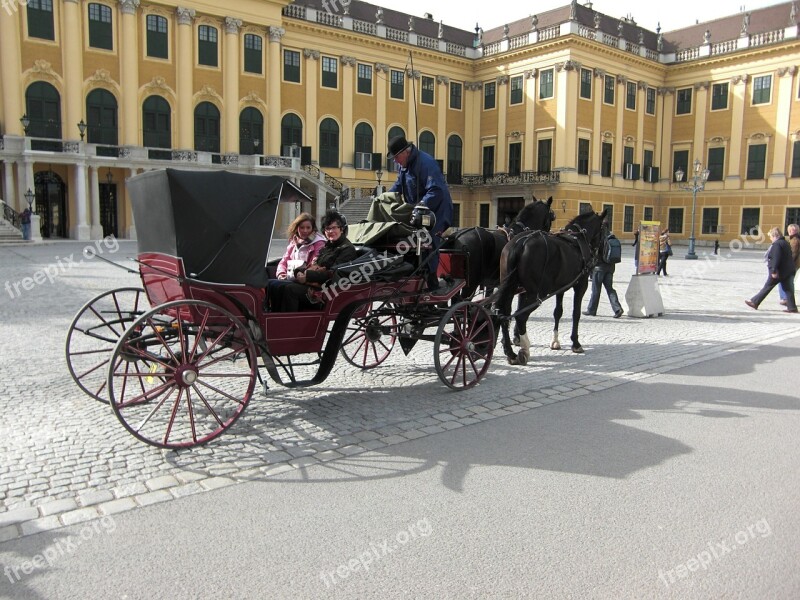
0 237 798 598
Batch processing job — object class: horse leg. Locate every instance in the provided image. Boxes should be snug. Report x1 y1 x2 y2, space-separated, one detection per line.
571 279 589 353
512 292 521 345
513 291 536 365
551 293 564 350
497 289 520 365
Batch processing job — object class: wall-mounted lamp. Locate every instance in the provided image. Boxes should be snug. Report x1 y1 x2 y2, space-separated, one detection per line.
20 114 30 135
561 200 567 213
77 119 87 141
253 138 260 154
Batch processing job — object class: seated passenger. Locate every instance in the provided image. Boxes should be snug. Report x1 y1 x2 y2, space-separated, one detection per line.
270 210 358 312
266 212 326 309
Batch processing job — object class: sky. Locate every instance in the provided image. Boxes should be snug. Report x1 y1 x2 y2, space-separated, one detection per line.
376 0 785 34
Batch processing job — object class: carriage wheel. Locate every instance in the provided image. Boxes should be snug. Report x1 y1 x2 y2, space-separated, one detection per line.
434 301 495 390
108 300 258 449
65 287 148 403
340 302 397 369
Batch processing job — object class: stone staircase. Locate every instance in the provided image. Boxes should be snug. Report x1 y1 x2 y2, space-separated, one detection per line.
0 217 23 242
339 195 374 224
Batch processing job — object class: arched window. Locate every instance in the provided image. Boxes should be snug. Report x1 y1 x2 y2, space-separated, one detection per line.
281 113 303 156
447 135 463 185
319 118 339 168
86 89 118 145
239 107 263 155
25 82 61 139
419 131 435 157
354 123 373 154
142 95 171 149
194 102 220 153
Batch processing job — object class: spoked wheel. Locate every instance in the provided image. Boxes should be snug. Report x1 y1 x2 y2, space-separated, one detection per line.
108 300 258 449
340 302 397 369
434 301 495 390
66 287 148 403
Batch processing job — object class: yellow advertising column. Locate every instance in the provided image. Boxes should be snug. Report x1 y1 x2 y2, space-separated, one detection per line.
267 26 284 156
223 17 242 154
62 0 84 138
119 0 140 145
176 7 196 149
0 5 23 135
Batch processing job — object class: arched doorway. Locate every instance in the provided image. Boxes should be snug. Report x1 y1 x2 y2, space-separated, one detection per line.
35 170 67 239
239 107 263 155
99 169 118 238
86 88 118 145
25 81 62 139
281 113 302 156
194 102 220 153
319 118 339 168
142 95 171 148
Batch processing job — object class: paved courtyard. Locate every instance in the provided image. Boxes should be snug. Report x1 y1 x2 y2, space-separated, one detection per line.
1 236 799 545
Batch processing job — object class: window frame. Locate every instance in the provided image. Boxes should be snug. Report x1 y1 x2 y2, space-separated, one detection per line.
482 145 495 178
626 81 636 111
791 140 800 178
707 147 725 181
390 70 405 100
282 49 301 83
449 81 462 110
537 138 552 173
676 87 692 115
508 142 522 176
604 75 615 105
741 207 761 236
623 205 634 233
357 63 373 95
601 141 613 177
539 69 554 100
198 24 219 68
577 138 590 175
243 33 263 75
27 0 55 41
646 87 656 115
752 74 772 105
145 14 168 60
580 68 592 100
701 207 720 235
668 207 685 234
746 143 767 180
321 56 338 89
484 81 496 110
421 75 435 105
88 3 113 51
711 82 729 111
510 75 523 105
673 149 689 182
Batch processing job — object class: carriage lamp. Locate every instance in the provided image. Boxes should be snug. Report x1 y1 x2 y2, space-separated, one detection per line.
20 114 30 135
674 158 710 260
77 119 87 141
24 188 34 209
561 200 567 213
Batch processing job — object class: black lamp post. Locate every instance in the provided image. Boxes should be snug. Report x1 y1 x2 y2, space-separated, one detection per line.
561 200 567 213
20 114 30 135
375 168 383 189
24 188 34 210
674 158 710 260
78 119 87 141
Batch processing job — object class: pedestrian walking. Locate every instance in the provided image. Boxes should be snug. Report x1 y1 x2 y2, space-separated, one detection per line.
657 230 672 276
778 223 800 305
583 222 624 318
745 227 798 312
20 207 32 241
714 239 720 255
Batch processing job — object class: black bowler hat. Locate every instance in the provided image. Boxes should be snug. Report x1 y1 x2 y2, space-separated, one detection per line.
387 135 412 159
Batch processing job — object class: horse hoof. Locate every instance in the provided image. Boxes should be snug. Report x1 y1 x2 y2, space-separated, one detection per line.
550 342 561 350
506 356 519 365
512 335 520 346
572 345 584 354
517 351 528 366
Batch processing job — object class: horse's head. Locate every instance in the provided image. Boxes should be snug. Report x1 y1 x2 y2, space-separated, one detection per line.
514 196 556 234
566 208 607 252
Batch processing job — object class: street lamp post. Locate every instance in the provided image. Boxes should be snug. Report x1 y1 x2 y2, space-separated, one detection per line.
375 168 384 196
20 114 30 135
253 138 260 155
77 119 87 141
674 158 710 260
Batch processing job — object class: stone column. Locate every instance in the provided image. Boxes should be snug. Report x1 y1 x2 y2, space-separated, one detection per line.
692 82 709 167
340 56 356 174
63 0 84 139
375 63 389 159
304 49 320 160
524 71 537 172
495 76 508 172
3 161 16 208
591 70 605 181
614 76 626 179
223 17 242 153
463 82 482 175
176 7 196 149
406 69 419 141
267 27 285 156
0 3 23 135
769 66 797 188
90 166 102 239
555 62 578 173
436 76 449 164
118 0 141 145
72 163 90 240
657 88 675 185
726 75 748 189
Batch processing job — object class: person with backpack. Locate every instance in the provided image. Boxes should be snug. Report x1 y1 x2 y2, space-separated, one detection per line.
583 221 624 318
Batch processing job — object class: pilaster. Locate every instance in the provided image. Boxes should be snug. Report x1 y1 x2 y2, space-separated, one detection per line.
223 17 242 153
267 27 285 155
770 66 797 187
304 49 320 159
524 70 537 171
119 0 141 145
62 0 84 139
693 81 710 168
340 56 356 171
495 76 508 172
726 75 749 188
0 6 23 135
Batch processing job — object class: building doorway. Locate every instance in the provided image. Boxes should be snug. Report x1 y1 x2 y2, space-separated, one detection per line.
34 170 67 238
497 197 525 228
99 182 118 238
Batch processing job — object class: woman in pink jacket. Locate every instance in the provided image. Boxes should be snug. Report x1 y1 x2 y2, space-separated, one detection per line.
266 212 325 309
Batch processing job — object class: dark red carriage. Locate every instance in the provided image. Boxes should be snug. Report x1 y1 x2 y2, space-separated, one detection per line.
65 169 495 448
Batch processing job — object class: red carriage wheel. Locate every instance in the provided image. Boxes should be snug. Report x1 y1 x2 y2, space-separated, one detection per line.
65 287 148 403
340 302 397 369
108 300 258 449
434 301 495 390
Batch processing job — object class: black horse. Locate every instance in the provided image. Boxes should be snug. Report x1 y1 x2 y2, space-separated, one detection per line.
444 197 555 299
496 209 608 365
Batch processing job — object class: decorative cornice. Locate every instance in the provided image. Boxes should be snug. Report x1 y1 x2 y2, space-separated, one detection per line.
708 136 728 144
224 17 242 35
748 132 771 140
268 26 285 42
118 0 140 15
242 90 264 105
30 60 58 83
524 68 538 79
303 49 320 60
436 75 450 85
601 130 614 139
375 63 390 73
778 66 798 77
88 69 114 84
175 7 195 25
144 76 172 94
731 74 750 85
340 56 357 67
496 75 509 86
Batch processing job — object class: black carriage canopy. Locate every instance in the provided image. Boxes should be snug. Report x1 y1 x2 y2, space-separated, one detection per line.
127 169 311 287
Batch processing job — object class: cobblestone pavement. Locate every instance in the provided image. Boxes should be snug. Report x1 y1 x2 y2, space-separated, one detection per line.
1 237 799 543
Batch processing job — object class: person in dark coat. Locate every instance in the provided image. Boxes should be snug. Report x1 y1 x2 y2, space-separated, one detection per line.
745 227 798 312
583 222 624 318
270 210 357 312
387 135 453 290
778 223 800 305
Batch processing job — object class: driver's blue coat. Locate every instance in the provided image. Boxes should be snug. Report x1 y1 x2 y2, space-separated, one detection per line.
388 146 453 236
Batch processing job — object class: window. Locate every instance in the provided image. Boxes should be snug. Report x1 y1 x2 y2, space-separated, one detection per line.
673 150 689 182
601 142 613 177
668 208 684 234
537 139 552 173
579 202 593 214
539 69 554 100
358 64 373 95
146 15 168 59
479 204 490 228
421 76 434 105
390 70 404 99
603 204 614 226
510 76 523 105
194 102 220 153
319 118 339 168
88 4 113 50
283 50 300 83
623 205 634 232
786 208 800 234
240 107 264 155
626 82 636 110
354 122 373 155
741 208 760 236
447 135 463 185
321 56 338 88
452 204 461 228
243 34 262 74
27 0 54 40
753 75 772 105
280 113 302 155
198 25 218 67
646 87 656 115
25 82 61 139
86 89 118 145
707 147 725 181
580 68 592 99
484 82 496 110
711 82 729 110
746 144 767 179
509 143 522 176
142 95 171 149
577 138 589 175
419 131 435 156
644 207 653 221
676 88 692 115
792 141 800 178
643 149 653 168
604 75 615 104
701 208 719 234
623 146 634 165
450 81 462 109
482 146 495 178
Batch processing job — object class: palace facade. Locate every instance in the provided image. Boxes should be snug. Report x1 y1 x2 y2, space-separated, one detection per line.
1 0 800 244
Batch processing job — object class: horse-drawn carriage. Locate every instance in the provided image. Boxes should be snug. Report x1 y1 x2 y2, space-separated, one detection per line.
65 169 498 449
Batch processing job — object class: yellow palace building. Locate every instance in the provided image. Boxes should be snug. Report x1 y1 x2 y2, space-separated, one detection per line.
1 0 800 245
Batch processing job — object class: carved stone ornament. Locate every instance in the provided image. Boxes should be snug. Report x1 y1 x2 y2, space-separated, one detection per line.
593 68 606 78
615 74 628 85
531 15 538 31
89 69 114 84
524 69 538 79
176 7 196 25
602 130 614 139
657 86 675 96
791 2 798 25
464 81 483 91
617 21 624 37
638 31 645 45
694 81 710 91
437 75 450 85
376 8 384 24
570 0 577 21
502 24 509 39
637 80 649 90
145 76 170 92
118 0 140 16
556 60 580 72
703 29 711 44
594 14 601 29
708 136 726 143
340 56 357 67
375 63 390 73
30 60 58 83
408 16 414 32
741 12 750 36
243 90 264 105
438 21 444 39
405 68 421 79
269 26 285 42
304 49 320 60
731 74 750 85
778 66 798 77
224 17 242 35
196 84 222 103
497 75 509 86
